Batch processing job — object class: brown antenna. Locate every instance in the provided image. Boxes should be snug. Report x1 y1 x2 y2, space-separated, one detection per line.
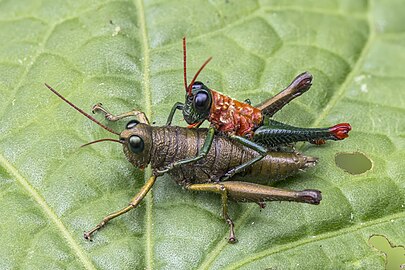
81 138 124 148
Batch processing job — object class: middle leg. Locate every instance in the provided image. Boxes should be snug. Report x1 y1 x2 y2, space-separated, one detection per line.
186 182 237 243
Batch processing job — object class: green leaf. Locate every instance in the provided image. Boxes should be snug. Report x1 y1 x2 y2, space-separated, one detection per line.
1 0 404 269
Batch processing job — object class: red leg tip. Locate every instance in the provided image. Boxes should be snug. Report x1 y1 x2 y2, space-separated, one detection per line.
329 123 351 140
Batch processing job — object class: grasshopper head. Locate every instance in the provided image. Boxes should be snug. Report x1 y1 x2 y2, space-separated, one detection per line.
120 120 153 169
44 83 154 170
183 81 212 125
181 37 213 127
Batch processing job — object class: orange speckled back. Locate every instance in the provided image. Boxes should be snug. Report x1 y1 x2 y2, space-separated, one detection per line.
208 90 262 137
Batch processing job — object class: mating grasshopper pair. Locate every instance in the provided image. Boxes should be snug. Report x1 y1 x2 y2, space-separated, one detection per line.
45 39 351 243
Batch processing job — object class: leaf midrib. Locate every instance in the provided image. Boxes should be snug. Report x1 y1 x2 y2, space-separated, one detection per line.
134 0 154 269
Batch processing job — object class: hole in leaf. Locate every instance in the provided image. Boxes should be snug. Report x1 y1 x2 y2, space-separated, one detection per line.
369 234 405 269
335 152 372 174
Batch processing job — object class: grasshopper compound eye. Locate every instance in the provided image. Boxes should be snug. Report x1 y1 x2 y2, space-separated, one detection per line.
129 135 144 153
126 119 140 129
194 91 210 112
191 81 204 90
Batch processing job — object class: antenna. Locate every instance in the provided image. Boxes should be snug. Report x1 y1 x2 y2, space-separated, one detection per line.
187 57 212 95
183 37 188 91
44 83 120 136
81 138 124 147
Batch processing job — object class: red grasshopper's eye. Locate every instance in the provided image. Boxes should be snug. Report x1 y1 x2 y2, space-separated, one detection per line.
194 91 210 111
191 81 203 90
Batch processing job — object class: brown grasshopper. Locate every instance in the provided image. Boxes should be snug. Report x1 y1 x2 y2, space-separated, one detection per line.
45 83 321 243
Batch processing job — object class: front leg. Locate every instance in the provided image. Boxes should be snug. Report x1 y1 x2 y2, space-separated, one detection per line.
166 102 184 126
155 127 215 175
84 175 157 240
92 103 150 124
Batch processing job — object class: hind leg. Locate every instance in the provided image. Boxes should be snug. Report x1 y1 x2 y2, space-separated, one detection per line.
254 119 351 148
256 72 313 117
186 181 321 243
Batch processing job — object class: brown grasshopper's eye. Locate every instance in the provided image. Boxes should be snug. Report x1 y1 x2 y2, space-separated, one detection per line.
129 135 144 153
194 91 210 111
126 120 140 129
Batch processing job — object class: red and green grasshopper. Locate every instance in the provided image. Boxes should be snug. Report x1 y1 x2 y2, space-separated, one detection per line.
164 38 351 180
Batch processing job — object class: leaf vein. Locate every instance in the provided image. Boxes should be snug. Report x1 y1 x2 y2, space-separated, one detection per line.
0 153 96 270
226 210 405 269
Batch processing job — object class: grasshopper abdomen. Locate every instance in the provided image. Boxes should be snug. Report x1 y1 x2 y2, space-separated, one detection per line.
147 125 317 186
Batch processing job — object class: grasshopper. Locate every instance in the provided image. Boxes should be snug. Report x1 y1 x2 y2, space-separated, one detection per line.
45 83 322 243
165 38 351 180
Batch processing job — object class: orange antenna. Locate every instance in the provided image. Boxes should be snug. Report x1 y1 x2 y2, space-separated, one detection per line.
187 56 212 96
183 37 188 91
